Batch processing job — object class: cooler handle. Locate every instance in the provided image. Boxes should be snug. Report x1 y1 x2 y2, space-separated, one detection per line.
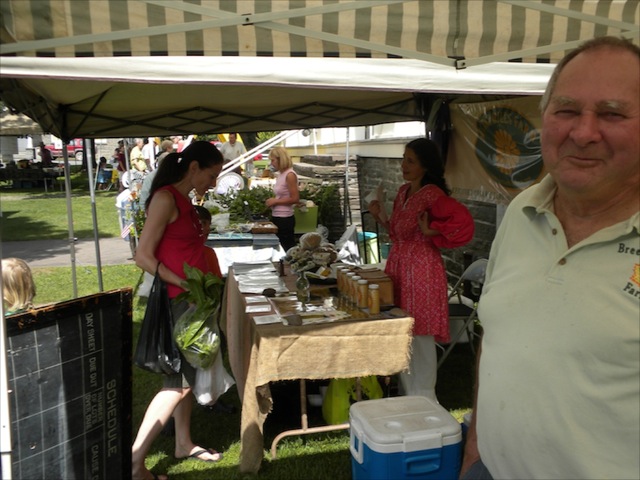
349 422 364 465
404 451 442 476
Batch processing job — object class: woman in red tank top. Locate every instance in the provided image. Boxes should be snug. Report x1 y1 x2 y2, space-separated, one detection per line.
133 141 224 480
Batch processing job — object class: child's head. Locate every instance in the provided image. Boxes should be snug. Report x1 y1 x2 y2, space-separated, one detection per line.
194 205 212 239
2 257 36 313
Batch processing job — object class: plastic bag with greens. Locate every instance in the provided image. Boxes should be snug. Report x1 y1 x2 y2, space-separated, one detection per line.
172 263 225 369
173 304 221 369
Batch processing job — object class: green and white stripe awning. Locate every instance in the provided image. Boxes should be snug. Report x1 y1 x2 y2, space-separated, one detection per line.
1 0 638 68
0 0 637 138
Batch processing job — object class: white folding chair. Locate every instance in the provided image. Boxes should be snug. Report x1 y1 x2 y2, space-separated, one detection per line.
438 258 488 369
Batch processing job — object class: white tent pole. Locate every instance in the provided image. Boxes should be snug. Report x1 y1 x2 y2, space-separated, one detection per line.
0 257 14 479
312 129 318 156
62 145 78 298
344 127 350 228
85 139 104 291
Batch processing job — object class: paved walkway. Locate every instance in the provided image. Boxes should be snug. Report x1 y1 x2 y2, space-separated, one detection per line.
1 237 135 268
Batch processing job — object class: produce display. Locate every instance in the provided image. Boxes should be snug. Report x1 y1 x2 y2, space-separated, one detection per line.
286 232 338 274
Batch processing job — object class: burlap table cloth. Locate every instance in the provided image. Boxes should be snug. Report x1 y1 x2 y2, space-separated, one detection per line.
239 315 413 473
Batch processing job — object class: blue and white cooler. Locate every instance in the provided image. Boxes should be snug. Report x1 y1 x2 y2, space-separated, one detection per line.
349 396 462 480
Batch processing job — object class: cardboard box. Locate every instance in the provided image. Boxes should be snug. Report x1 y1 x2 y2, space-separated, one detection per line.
350 396 462 480
251 221 278 234
355 268 394 306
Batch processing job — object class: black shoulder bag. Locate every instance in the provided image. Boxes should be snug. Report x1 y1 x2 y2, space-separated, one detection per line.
133 263 182 374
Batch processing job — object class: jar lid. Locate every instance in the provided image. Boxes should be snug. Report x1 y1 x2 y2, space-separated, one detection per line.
358 279 368 284
352 276 361 281
368 283 379 289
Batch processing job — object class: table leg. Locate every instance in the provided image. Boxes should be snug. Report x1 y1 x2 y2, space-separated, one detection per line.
270 379 350 459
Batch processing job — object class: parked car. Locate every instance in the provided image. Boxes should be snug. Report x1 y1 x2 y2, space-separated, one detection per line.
46 138 84 161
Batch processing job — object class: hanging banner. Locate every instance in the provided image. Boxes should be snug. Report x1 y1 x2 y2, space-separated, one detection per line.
446 96 546 204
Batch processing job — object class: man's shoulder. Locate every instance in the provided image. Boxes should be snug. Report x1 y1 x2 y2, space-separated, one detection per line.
506 175 555 213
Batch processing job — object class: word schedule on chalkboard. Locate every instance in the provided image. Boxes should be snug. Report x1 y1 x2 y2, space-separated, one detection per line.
4 289 132 480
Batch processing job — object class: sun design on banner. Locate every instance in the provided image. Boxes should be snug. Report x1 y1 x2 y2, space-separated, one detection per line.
494 129 521 175
475 107 543 190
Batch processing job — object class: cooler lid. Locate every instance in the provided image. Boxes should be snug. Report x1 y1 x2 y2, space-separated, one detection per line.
350 396 461 447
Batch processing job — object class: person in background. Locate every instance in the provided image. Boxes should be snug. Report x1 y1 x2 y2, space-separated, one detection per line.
132 141 225 480
141 137 156 171
194 205 222 278
114 142 127 192
368 138 474 401
155 139 175 169
140 140 174 207
461 36 639 480
266 146 300 252
97 156 110 190
220 133 249 174
130 138 147 172
38 142 53 168
193 205 237 414
116 171 144 258
2 257 36 316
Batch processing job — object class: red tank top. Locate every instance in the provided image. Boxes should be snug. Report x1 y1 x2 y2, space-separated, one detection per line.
154 185 207 298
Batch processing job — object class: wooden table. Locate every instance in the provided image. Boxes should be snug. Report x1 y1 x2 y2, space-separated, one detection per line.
223 269 413 474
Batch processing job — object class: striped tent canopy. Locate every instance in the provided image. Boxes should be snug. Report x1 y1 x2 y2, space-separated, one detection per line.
2 0 637 66
0 0 637 138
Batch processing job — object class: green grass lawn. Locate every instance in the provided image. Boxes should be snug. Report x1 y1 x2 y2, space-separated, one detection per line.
1 190 121 241
2 180 475 479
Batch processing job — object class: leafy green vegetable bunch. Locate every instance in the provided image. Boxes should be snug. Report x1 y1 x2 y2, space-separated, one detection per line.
207 186 273 222
176 263 224 311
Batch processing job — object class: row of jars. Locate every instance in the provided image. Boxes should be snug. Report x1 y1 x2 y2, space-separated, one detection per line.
335 265 380 314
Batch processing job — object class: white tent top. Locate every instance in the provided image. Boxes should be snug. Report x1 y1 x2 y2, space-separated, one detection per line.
0 0 637 138
0 55 556 138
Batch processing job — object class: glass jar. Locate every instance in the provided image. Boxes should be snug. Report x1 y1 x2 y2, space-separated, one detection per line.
296 271 310 304
357 279 369 308
368 284 380 314
344 272 356 300
350 275 361 304
336 266 348 293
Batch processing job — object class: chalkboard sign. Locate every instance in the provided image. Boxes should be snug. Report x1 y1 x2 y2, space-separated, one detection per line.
4 288 132 480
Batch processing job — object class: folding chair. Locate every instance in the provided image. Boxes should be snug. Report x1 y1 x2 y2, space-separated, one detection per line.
437 258 488 369
358 211 381 264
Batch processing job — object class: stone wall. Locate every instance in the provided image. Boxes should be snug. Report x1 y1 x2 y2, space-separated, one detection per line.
356 155 496 282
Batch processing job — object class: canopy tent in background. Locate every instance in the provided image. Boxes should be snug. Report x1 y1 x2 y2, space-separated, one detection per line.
0 0 637 140
0 107 43 137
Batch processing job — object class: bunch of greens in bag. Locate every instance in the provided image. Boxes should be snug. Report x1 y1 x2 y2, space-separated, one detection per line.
173 263 225 369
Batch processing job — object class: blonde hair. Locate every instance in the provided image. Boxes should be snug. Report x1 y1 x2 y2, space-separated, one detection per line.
2 257 36 313
269 146 293 171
